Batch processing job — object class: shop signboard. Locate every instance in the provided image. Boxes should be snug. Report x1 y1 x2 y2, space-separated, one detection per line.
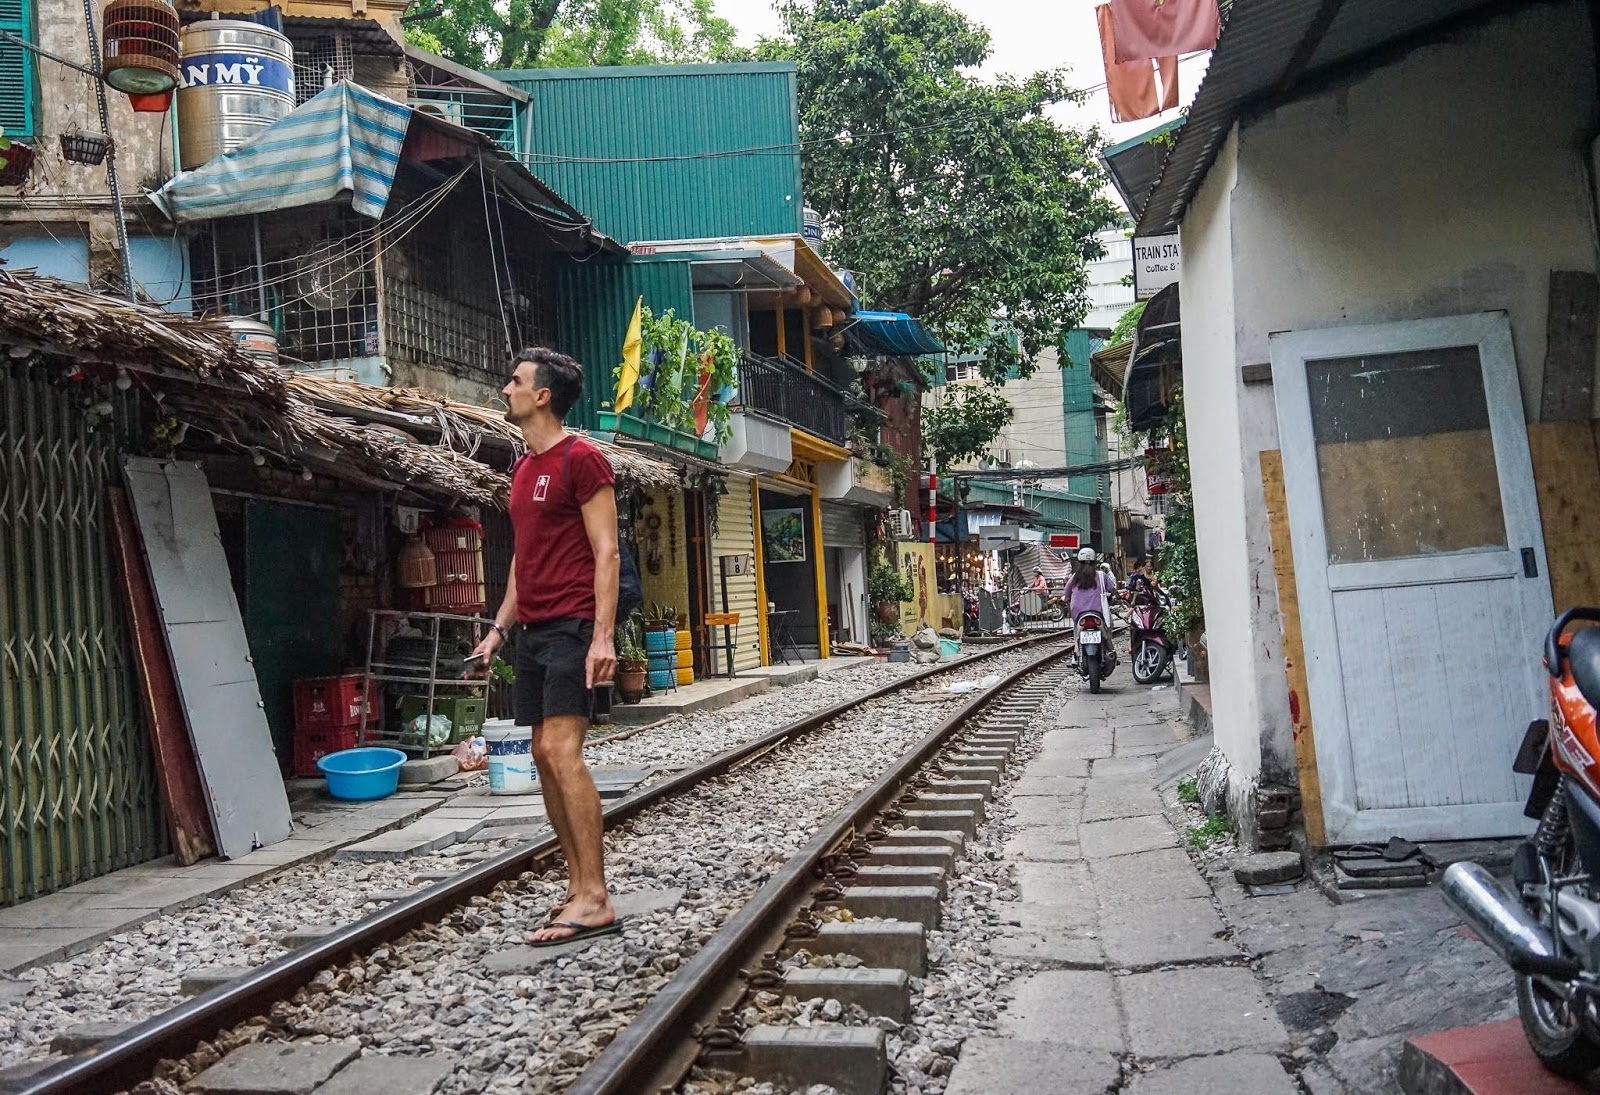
1047 533 1081 550
978 524 1022 553
1133 233 1180 300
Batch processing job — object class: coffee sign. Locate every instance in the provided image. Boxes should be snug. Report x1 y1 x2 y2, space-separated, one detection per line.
1133 234 1180 300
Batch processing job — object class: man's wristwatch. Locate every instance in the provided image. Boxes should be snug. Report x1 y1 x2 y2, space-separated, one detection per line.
490 622 509 643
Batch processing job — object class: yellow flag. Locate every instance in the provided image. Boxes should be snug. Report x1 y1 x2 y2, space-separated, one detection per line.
614 296 644 413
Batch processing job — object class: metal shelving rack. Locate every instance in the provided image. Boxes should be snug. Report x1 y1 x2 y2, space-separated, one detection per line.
358 609 492 757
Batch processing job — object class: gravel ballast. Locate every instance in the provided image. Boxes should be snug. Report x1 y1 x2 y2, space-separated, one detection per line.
0 647 1044 1090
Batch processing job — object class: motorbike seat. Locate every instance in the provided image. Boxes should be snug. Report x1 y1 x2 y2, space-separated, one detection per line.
1569 626 1600 709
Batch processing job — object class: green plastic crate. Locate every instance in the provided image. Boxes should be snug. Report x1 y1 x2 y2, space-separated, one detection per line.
397 693 488 744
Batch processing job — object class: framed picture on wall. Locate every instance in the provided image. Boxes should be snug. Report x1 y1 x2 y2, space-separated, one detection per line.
762 507 807 563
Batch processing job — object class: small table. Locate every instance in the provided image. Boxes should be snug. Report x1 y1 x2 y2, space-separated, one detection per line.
767 609 804 665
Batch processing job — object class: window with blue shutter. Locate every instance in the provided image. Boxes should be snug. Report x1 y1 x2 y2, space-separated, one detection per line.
0 0 37 140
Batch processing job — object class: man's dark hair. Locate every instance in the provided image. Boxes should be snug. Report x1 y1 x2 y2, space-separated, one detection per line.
513 347 585 420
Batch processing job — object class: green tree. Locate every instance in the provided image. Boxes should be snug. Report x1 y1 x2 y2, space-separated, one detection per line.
1108 300 1145 346
922 383 1013 468
760 0 1120 382
407 0 743 72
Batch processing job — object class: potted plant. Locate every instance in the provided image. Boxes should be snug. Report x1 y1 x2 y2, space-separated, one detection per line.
868 559 913 629
615 615 648 703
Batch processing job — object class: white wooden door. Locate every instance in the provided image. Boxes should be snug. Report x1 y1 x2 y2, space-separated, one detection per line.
1271 313 1550 843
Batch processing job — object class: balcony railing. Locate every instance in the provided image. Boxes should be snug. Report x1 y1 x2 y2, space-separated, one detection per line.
736 353 872 445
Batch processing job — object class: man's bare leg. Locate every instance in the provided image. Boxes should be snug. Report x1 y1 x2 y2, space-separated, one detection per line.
530 724 578 916
527 715 613 942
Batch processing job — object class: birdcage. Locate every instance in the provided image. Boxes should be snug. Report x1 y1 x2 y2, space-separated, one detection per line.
101 0 181 98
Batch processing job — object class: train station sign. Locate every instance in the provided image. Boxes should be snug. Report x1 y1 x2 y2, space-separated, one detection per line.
1133 233 1181 300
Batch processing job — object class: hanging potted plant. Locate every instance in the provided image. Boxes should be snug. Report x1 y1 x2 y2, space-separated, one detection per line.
615 615 648 703
0 129 36 189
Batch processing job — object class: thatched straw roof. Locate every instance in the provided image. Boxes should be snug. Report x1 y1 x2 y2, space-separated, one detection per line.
279 372 679 490
0 267 677 504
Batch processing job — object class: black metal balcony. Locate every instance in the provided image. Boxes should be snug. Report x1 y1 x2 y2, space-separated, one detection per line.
736 353 868 445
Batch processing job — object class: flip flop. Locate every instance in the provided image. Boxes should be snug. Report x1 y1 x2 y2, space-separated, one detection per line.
527 919 624 948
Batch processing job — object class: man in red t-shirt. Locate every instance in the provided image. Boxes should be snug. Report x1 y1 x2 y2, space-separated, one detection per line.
470 347 619 946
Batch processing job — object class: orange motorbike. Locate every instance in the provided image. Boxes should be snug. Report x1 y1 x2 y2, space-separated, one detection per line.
1445 608 1600 1076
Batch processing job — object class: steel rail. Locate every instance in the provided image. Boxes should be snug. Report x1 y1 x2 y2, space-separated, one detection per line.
16 634 1056 1095
566 642 1072 1095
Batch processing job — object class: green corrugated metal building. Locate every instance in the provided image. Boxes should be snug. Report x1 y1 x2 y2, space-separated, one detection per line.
1062 329 1112 551
555 256 694 430
497 63 804 245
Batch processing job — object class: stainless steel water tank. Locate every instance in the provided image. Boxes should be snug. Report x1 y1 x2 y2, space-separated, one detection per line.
176 21 294 169
225 317 278 366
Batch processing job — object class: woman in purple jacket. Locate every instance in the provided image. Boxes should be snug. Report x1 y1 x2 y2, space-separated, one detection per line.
1066 548 1117 657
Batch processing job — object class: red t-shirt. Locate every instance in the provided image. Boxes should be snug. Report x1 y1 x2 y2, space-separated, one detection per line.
510 435 615 625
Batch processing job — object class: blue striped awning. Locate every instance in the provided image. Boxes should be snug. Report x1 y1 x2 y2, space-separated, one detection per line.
844 310 945 356
150 81 410 224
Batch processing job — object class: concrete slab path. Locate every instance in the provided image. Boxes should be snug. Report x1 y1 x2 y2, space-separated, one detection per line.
947 680 1301 1093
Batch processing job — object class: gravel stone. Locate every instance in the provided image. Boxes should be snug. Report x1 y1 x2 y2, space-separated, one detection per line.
0 652 1059 1095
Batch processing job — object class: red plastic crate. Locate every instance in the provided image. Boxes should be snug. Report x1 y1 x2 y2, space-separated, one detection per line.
292 674 374 732
293 726 360 779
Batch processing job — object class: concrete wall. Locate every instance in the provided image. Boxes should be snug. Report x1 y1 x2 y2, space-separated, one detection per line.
31 0 170 193
1182 0 1600 834
1179 128 1259 791
1232 2 1598 416
0 0 175 290
990 349 1068 486
1085 226 1136 332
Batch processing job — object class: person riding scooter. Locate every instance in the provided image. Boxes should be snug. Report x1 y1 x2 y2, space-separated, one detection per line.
1068 548 1117 654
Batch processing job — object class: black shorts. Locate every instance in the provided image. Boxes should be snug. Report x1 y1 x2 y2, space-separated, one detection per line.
513 617 594 725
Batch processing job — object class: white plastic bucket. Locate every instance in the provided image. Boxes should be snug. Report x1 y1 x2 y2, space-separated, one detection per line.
482 719 534 795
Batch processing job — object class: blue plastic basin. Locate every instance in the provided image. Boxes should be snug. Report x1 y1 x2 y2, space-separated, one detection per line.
316 747 407 801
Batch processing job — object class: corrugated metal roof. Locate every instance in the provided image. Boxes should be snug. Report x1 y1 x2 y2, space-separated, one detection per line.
497 63 803 245
1100 118 1183 221
554 257 695 430
1137 0 1503 234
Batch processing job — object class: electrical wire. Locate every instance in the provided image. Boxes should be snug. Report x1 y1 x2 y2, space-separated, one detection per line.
478 160 513 356
193 167 470 312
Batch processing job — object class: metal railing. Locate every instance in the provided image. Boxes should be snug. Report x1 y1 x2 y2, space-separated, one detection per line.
735 353 870 444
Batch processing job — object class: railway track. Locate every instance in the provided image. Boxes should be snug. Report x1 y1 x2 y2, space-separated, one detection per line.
13 636 1070 1095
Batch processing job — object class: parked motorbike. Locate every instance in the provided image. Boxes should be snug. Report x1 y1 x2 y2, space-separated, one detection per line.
1443 607 1600 1078
1006 587 1067 630
1126 590 1175 684
1074 609 1117 694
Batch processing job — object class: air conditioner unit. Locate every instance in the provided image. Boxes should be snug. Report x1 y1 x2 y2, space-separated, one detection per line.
889 509 915 539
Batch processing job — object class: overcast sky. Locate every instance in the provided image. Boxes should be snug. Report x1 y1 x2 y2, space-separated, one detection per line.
711 0 1209 155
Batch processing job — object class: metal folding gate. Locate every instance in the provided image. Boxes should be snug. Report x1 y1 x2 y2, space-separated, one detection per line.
0 370 165 905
